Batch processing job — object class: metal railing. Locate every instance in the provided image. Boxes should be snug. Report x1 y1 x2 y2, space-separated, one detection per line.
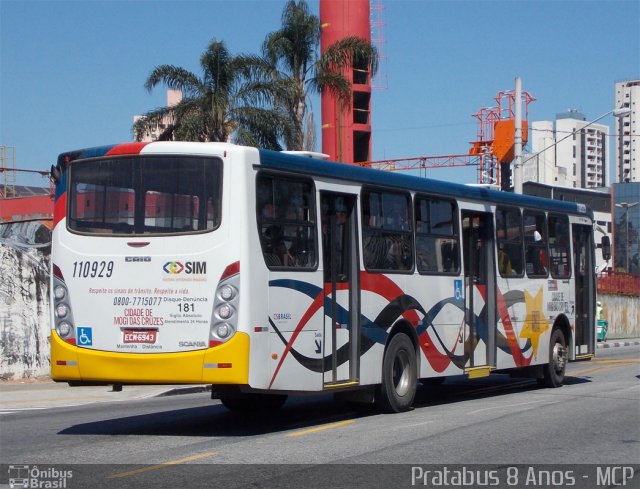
597 271 640 297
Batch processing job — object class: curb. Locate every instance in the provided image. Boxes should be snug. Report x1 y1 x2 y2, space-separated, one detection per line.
596 339 640 349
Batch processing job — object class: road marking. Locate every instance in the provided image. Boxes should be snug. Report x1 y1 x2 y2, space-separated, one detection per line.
286 419 354 437
468 399 549 416
0 407 49 413
107 451 218 479
590 359 640 364
571 363 630 377
401 420 434 429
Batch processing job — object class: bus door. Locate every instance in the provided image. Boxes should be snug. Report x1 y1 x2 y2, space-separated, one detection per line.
572 223 595 356
461 211 496 370
320 193 360 385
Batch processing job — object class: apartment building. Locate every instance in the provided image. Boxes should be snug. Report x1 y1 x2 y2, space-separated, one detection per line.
526 110 609 189
615 80 639 183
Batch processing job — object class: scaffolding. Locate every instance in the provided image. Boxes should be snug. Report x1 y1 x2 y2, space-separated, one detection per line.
370 0 387 90
362 88 536 187
470 90 536 187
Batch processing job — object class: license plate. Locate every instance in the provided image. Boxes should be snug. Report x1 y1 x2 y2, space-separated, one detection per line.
123 330 158 344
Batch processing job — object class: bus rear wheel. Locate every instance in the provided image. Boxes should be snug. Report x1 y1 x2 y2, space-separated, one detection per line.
376 333 417 413
540 328 567 388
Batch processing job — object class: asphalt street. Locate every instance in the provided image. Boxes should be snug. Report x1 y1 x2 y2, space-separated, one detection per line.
1 343 638 489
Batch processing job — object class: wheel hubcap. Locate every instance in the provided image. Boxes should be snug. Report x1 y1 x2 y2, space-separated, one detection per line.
393 350 411 396
552 342 567 373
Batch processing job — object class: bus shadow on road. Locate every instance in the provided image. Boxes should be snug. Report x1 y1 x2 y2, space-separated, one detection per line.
563 375 594 385
413 373 592 408
57 374 587 437
57 394 370 438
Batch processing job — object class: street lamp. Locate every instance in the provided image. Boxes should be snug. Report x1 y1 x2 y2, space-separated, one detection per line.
513 107 632 193
615 201 639 273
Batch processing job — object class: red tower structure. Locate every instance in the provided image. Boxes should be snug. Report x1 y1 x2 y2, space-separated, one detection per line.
320 0 372 164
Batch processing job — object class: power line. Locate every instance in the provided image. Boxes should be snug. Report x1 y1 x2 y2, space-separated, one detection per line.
375 121 475 133
0 167 49 175
530 127 639 138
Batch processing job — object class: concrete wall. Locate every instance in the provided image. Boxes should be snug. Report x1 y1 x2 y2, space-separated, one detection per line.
0 223 51 380
600 294 640 339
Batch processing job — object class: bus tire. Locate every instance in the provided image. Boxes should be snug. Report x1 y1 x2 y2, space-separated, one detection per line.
220 393 287 413
540 328 567 388
376 333 417 413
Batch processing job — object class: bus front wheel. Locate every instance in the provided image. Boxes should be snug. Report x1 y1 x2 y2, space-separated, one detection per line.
376 333 417 413
540 328 567 388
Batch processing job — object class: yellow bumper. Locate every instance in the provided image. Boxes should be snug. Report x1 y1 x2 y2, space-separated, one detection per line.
50 331 250 384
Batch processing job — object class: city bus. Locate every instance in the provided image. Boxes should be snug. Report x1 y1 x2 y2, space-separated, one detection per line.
50 141 606 412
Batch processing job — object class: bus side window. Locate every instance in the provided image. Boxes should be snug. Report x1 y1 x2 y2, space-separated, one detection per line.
524 210 548 277
548 214 571 279
496 207 524 277
362 189 413 272
415 196 459 275
256 174 317 270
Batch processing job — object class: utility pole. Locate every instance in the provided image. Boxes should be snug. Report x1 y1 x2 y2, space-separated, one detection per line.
513 76 523 193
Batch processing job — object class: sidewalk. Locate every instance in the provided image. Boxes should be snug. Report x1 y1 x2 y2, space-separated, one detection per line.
0 381 210 411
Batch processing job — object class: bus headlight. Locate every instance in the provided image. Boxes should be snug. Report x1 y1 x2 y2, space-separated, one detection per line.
52 264 76 345
210 261 240 346
216 323 232 339
57 322 73 338
217 304 233 320
56 303 69 319
54 285 66 300
219 285 236 301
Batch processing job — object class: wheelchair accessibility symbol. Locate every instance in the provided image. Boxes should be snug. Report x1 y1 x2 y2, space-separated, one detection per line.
77 327 93 346
454 280 463 302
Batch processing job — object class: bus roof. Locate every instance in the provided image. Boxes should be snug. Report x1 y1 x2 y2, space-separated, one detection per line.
54 142 592 219
259 149 592 218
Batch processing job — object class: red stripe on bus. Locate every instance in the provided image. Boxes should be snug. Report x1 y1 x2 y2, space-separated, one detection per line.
53 192 67 228
220 261 240 281
105 142 150 156
269 287 325 389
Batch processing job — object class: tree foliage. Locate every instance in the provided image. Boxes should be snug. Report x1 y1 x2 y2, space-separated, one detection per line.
133 39 288 150
262 0 378 151
134 1 378 152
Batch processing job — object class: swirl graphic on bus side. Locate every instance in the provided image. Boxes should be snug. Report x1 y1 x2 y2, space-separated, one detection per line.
267 273 534 386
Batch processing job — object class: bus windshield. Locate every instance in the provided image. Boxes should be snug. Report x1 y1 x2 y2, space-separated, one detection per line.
67 155 222 235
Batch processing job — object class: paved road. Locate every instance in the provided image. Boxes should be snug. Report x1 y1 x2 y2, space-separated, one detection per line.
1 345 638 488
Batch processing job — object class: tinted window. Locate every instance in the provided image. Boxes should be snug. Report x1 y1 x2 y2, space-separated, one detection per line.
496 207 523 277
68 156 222 235
362 189 413 272
257 174 316 270
524 210 548 277
548 214 571 279
415 197 459 274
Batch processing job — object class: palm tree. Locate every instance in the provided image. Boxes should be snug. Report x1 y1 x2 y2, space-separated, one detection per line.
263 0 378 151
133 39 288 150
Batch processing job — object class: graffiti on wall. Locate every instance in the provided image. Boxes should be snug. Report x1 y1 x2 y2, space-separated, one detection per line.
0 222 51 380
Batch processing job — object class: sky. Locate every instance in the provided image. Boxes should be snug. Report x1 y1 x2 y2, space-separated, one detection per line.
1 0 639 186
